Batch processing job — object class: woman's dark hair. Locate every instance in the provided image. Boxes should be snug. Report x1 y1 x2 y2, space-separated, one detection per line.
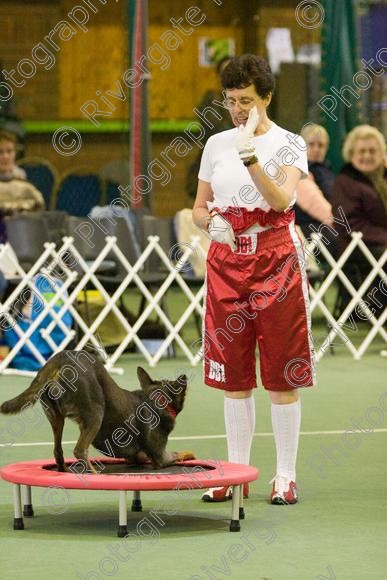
220 54 275 99
216 55 232 75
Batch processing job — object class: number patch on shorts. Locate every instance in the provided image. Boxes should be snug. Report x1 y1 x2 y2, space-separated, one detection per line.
209 359 226 382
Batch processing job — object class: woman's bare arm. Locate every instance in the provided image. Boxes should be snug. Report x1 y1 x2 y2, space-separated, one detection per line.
246 163 302 212
192 179 214 230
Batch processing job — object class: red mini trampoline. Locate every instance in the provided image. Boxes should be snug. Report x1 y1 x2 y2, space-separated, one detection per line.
0 458 259 535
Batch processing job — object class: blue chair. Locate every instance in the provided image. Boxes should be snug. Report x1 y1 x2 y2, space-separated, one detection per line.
104 180 121 205
18 157 58 209
53 169 102 217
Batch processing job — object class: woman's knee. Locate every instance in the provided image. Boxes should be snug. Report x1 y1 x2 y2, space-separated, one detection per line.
225 390 253 399
268 389 299 404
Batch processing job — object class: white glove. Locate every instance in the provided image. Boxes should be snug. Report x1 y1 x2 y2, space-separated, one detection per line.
235 106 260 160
208 214 236 251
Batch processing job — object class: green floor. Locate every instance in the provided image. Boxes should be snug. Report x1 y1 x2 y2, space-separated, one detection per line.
0 342 386 579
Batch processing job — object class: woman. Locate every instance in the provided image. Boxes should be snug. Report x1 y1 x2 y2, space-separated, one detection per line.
0 131 44 213
192 54 315 505
0 131 26 180
332 125 386 255
331 125 387 315
295 124 335 238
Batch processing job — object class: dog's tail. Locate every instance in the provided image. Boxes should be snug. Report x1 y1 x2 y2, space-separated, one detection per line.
0 361 58 415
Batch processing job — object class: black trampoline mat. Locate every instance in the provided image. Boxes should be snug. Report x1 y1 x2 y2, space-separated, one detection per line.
43 462 216 476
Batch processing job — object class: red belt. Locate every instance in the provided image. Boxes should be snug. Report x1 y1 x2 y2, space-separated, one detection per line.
214 206 294 235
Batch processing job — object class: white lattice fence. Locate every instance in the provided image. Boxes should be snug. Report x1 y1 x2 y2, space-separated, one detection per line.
306 232 386 361
0 235 205 375
0 232 385 376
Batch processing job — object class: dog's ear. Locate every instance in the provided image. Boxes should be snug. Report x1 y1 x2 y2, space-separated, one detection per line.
176 374 187 389
137 367 153 390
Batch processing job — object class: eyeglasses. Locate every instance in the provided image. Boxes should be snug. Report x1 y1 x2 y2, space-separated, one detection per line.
223 97 256 110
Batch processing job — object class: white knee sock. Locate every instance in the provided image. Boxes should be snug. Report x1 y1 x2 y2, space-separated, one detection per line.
224 396 256 465
271 400 301 481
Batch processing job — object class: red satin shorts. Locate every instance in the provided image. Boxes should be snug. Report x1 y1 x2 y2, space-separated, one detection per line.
202 222 316 391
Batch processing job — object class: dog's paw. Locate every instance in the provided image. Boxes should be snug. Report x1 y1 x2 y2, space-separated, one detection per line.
57 464 71 472
175 450 196 461
134 451 150 465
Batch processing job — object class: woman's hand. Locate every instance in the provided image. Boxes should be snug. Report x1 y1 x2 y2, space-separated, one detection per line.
235 106 260 161
208 214 236 250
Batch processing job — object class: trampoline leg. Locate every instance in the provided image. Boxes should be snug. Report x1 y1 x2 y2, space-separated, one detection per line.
23 485 34 517
131 490 142 512
13 485 24 530
229 485 241 532
117 491 128 538
239 484 245 520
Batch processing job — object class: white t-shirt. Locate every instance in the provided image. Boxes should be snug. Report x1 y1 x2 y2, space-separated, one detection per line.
198 122 308 214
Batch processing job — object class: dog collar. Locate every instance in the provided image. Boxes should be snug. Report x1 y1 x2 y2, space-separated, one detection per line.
154 393 177 418
165 404 177 418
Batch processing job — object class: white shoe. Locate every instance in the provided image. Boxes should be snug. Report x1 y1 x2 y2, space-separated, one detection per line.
201 484 249 502
269 475 298 505
201 486 232 502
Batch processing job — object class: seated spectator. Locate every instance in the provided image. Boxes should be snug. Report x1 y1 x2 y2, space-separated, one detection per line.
332 125 386 255
0 130 26 180
295 124 335 242
332 125 387 316
0 131 44 214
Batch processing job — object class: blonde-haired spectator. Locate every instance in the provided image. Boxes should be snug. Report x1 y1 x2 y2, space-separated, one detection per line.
332 124 386 254
342 124 386 164
332 124 387 316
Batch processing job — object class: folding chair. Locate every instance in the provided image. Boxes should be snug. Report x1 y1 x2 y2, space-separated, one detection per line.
95 217 174 356
141 215 176 273
102 180 121 206
35 210 69 248
5 215 50 271
53 168 103 217
99 159 130 188
2 215 51 334
67 216 117 275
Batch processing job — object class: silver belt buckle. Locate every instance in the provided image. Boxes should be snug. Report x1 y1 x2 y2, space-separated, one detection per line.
235 234 257 255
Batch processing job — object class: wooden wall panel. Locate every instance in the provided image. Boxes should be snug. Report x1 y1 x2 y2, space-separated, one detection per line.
0 2 60 119
59 18 243 120
148 25 243 120
149 0 240 26
151 135 196 216
59 0 127 119
59 24 127 119
2 0 321 122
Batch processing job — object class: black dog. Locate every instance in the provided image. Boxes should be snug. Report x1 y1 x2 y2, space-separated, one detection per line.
0 350 195 472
